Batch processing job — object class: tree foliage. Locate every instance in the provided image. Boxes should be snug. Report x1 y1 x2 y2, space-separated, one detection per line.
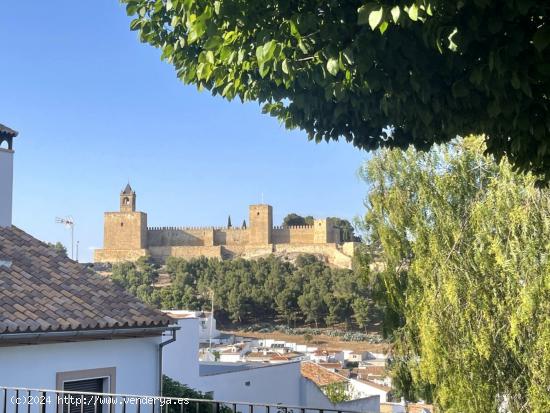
282 213 359 241
47 242 67 257
123 0 550 182
111 254 372 329
282 213 313 227
360 136 550 412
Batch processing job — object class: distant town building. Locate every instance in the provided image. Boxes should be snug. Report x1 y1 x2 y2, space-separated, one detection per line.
94 185 357 268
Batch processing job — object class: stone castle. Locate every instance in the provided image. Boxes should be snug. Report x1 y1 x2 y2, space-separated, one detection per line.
94 184 357 268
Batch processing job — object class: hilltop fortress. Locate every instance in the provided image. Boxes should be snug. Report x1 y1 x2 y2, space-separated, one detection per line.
94 185 357 268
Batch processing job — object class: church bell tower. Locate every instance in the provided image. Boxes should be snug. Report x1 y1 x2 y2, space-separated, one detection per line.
120 183 136 212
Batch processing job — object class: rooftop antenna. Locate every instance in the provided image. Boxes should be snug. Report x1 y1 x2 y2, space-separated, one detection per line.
55 216 75 260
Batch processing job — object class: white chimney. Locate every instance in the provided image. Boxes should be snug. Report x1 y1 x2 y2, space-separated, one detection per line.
0 124 18 228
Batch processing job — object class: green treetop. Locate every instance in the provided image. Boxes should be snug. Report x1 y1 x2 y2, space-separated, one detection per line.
124 0 550 182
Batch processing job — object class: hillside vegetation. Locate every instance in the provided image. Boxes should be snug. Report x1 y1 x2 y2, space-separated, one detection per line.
110 253 373 329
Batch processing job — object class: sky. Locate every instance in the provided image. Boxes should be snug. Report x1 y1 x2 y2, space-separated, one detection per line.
0 1 368 262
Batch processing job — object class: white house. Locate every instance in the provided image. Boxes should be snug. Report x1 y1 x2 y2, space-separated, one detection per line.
165 310 231 344
0 125 175 398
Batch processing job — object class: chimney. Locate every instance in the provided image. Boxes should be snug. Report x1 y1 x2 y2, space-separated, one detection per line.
0 124 18 227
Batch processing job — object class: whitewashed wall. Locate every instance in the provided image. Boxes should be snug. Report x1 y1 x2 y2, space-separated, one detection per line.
162 318 200 389
349 379 388 403
0 336 160 393
0 336 162 412
0 149 14 227
300 378 380 412
199 362 302 405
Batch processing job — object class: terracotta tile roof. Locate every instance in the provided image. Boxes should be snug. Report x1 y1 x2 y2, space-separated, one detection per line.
0 226 172 334
318 362 342 369
300 361 347 387
355 378 392 392
357 365 387 378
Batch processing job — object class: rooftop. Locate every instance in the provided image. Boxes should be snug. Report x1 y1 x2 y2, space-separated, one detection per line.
301 361 348 387
0 226 172 337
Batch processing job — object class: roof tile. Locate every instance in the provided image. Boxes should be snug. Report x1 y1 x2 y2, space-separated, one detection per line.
0 226 172 335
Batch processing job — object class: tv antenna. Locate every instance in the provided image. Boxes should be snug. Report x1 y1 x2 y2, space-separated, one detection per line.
55 216 75 260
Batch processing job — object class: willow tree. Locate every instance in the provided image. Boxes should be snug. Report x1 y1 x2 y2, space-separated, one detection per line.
123 0 550 182
360 137 550 412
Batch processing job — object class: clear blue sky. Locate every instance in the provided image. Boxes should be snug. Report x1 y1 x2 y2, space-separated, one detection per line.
0 1 367 262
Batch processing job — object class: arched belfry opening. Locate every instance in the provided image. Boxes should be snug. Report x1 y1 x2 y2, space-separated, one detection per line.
120 183 136 212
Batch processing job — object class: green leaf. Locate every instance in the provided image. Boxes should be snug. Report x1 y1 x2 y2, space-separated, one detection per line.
282 59 290 74
408 4 418 21
222 82 233 97
379 21 389 34
263 40 277 61
369 7 384 30
391 6 401 23
126 2 139 15
259 63 270 78
290 19 301 40
327 58 339 76
256 45 264 65
161 44 173 60
213 1 221 15
205 51 215 64
204 36 222 50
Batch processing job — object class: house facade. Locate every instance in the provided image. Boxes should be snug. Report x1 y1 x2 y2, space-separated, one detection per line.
0 125 175 397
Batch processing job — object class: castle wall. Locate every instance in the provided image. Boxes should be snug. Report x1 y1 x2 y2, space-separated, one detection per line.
147 228 214 247
272 226 315 244
148 246 223 261
104 212 147 250
214 228 249 246
273 243 354 269
94 248 149 263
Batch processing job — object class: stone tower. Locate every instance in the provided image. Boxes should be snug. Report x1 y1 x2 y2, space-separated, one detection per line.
102 184 147 250
249 204 272 244
120 183 136 212
313 218 330 243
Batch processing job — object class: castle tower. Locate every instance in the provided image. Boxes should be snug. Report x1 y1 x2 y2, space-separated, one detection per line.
101 184 148 251
249 204 272 244
120 183 136 212
314 218 339 243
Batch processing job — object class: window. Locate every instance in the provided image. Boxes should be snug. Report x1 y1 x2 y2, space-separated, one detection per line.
63 378 104 413
56 368 116 413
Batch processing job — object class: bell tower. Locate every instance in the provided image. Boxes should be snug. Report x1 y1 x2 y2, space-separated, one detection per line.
120 183 136 212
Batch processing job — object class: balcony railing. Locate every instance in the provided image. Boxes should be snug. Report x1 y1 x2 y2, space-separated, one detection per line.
0 387 371 413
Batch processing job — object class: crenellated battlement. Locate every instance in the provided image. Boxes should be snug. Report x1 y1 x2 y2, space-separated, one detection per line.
273 225 314 230
148 226 249 231
96 186 351 267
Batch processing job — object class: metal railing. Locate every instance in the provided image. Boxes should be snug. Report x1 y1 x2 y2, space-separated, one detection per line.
0 387 372 413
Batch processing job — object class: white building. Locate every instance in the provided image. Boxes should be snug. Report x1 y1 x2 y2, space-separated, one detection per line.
0 125 175 397
162 315 381 412
164 310 231 344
